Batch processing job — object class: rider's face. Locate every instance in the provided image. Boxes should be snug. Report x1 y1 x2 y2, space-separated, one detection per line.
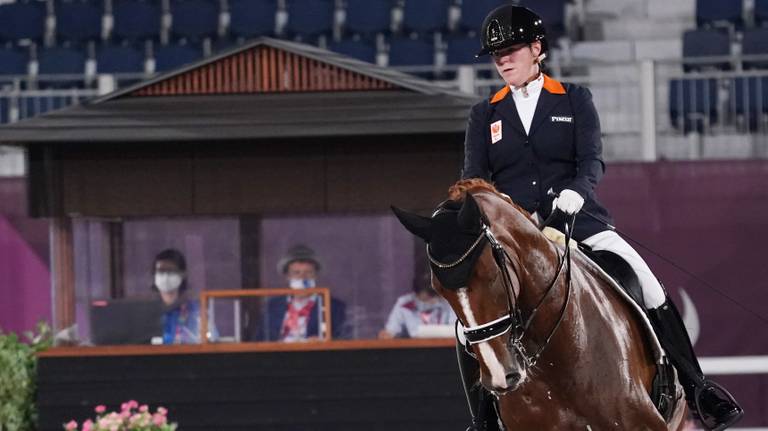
493 41 541 87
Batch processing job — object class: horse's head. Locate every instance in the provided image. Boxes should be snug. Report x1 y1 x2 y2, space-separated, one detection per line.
392 180 548 394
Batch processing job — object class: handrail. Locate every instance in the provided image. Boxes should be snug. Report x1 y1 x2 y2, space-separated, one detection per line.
199 288 333 344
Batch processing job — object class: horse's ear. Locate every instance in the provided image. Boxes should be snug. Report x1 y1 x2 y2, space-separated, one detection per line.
458 193 484 230
391 206 432 242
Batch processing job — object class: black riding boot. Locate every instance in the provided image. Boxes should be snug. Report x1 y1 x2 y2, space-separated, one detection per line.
648 299 744 431
456 341 501 431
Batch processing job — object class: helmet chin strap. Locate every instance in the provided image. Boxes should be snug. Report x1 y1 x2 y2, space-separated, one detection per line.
513 62 543 97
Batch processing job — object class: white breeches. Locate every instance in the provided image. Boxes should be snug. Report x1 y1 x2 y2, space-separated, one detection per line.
581 230 666 309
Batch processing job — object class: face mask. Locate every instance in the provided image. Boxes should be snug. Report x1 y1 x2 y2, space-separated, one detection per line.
289 278 316 290
155 272 183 293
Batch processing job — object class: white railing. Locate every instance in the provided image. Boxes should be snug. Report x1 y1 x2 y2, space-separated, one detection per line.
0 72 151 124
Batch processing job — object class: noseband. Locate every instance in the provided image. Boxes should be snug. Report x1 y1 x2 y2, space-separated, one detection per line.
428 214 575 369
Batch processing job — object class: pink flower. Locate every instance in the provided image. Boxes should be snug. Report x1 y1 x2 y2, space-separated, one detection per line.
139 404 149 413
64 420 78 430
152 413 167 426
127 400 139 409
98 417 110 428
82 419 94 431
94 405 106 414
157 406 168 416
121 402 130 412
120 410 131 419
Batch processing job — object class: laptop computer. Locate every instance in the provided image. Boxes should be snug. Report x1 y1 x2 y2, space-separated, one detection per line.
89 298 165 345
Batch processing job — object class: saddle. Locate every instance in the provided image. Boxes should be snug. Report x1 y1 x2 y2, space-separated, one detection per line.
541 228 679 421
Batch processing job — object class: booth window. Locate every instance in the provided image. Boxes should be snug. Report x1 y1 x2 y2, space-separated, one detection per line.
69 212 421 345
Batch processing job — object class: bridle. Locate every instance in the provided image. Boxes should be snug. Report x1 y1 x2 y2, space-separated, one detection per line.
428 212 575 369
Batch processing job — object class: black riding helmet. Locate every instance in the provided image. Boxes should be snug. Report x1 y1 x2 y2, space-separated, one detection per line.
476 5 548 57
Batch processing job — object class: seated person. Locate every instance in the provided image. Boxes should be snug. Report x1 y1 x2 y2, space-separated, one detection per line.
152 248 215 344
378 271 453 339
262 244 347 342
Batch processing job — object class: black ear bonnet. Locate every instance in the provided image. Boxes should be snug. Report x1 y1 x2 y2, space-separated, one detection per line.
427 200 487 290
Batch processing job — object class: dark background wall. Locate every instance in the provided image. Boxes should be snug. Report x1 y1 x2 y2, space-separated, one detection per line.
37 347 469 431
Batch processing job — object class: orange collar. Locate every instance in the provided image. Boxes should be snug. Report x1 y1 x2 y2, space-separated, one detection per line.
489 74 566 104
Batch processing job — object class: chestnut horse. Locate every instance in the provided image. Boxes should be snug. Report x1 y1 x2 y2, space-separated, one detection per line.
393 180 687 430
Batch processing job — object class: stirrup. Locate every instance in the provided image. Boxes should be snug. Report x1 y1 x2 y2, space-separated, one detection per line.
694 381 744 431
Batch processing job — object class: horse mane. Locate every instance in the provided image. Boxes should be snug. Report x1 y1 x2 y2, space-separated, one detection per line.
447 179 530 216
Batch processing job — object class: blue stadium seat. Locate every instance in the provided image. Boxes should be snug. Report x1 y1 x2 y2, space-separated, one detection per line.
0 2 46 42
96 44 145 73
55 0 103 43
285 0 335 37
520 0 565 41
741 27 768 70
696 0 742 28
459 0 505 32
756 0 768 26
328 39 376 63
402 0 451 34
38 47 87 75
228 0 277 38
154 44 203 71
682 28 730 71
345 0 393 35
669 78 718 133
446 36 480 65
730 76 768 130
0 48 29 75
0 98 8 124
37 47 87 88
112 0 162 41
388 37 434 66
170 0 219 41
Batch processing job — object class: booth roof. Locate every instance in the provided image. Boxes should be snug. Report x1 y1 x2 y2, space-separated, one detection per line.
0 38 480 145
0 91 475 143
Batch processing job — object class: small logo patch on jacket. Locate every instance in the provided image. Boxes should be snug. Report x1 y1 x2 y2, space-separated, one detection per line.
551 116 573 123
490 120 503 144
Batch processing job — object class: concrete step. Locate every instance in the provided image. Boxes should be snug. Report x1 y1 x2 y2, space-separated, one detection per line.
635 38 683 60
585 0 647 19
0 146 25 177
602 17 693 41
570 40 635 62
702 134 755 159
602 133 642 161
647 0 695 20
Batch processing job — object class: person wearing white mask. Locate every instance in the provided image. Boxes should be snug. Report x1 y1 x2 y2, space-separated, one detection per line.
260 244 347 342
152 249 207 344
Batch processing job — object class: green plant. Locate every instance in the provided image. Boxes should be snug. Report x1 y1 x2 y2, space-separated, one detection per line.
0 322 53 431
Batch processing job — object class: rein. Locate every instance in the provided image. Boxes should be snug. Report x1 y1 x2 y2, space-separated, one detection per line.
432 210 575 369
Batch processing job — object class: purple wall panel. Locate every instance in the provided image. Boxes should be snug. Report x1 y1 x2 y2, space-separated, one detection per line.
599 161 768 358
0 178 51 335
0 216 50 334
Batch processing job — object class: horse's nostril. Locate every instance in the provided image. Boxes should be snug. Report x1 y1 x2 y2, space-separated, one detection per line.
506 372 521 385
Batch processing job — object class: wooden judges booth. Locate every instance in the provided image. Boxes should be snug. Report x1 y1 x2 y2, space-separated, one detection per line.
0 38 479 430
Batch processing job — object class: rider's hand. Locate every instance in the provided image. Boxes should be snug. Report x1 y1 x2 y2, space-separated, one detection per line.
553 189 585 215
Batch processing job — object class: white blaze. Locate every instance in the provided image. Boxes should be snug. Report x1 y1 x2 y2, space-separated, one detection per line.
457 288 508 389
